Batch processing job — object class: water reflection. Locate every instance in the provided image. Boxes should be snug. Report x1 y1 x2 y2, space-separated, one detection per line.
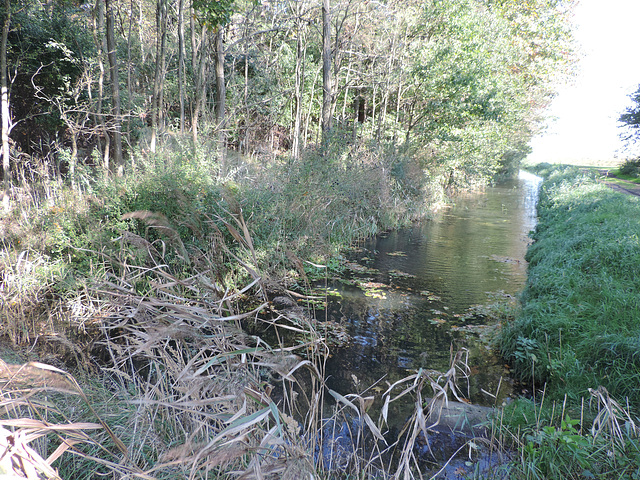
321 172 542 405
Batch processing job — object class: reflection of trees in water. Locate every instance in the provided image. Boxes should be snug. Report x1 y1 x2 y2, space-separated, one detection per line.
325 298 456 394
324 177 538 401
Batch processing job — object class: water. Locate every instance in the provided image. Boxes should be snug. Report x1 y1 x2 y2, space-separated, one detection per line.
319 171 542 406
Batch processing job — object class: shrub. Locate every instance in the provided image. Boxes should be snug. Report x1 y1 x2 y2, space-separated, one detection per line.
619 157 640 177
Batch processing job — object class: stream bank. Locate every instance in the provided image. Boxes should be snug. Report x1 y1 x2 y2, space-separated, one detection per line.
495 164 640 479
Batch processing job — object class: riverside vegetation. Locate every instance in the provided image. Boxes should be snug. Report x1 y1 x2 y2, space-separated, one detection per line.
498 164 640 479
0 141 504 479
3 158 640 479
3 0 633 478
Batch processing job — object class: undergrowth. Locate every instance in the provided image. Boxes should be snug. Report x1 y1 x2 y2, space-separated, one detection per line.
496 389 640 480
0 140 453 479
7 147 640 478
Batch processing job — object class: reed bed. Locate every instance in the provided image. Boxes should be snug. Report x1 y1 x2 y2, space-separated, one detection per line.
7 154 640 478
1 221 501 479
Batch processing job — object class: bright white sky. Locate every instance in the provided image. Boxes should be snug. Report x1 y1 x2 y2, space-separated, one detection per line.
527 0 640 166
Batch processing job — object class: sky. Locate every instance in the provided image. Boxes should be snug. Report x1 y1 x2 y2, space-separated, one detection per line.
527 0 640 165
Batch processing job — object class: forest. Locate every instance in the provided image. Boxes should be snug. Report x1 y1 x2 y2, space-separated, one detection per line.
1 0 573 197
0 0 588 479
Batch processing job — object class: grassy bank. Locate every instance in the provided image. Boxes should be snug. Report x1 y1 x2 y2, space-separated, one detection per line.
496 163 640 479
501 163 640 407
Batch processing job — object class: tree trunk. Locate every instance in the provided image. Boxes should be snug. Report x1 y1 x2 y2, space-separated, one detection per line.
125 0 134 153
214 27 226 176
91 0 110 172
292 3 305 162
321 0 332 148
150 0 167 153
305 66 320 147
190 8 207 147
70 129 78 190
105 0 124 175
178 0 186 134
1 0 11 212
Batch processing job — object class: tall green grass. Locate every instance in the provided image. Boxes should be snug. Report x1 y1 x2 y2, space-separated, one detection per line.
500 164 640 408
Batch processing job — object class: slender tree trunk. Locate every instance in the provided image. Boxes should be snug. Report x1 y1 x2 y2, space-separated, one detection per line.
190 8 207 147
341 9 359 123
150 0 167 153
321 0 332 147
178 0 186 134
305 65 320 147
92 0 110 171
1 0 11 212
125 0 134 152
292 2 305 162
190 3 198 145
105 0 124 175
70 129 78 190
371 82 377 138
214 27 226 176
352 90 362 141
243 44 249 155
138 0 144 61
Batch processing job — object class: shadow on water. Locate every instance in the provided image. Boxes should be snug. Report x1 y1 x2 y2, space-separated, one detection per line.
318 171 542 411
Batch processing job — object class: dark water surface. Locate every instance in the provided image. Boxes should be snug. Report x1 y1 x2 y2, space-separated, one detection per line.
319 171 542 406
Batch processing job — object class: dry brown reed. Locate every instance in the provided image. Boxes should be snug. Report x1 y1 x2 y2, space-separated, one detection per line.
0 360 138 479
1 201 495 479
0 250 65 346
589 385 639 449
79 208 328 478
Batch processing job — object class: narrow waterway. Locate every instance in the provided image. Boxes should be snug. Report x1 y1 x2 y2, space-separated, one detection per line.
319 171 542 406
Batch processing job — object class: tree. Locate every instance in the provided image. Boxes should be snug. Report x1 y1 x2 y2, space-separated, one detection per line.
1 0 10 212
399 0 574 185
190 4 208 146
150 0 168 153
214 26 226 175
91 0 111 168
321 0 332 147
177 0 186 134
105 0 123 174
619 85 640 152
192 0 235 173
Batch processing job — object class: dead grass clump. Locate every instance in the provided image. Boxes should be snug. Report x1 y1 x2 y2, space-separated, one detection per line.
0 361 134 480
2 189 498 479
590 385 639 449
0 251 65 346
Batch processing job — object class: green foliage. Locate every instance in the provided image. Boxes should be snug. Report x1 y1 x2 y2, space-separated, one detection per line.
7 1 92 155
240 139 436 271
520 415 592 478
500 165 640 408
404 0 573 187
620 85 640 150
193 0 236 29
619 157 640 178
500 397 640 480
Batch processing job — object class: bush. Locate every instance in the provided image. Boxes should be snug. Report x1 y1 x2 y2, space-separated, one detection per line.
619 157 640 177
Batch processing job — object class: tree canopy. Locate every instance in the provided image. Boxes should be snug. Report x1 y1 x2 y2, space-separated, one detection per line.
619 84 640 152
0 0 576 191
